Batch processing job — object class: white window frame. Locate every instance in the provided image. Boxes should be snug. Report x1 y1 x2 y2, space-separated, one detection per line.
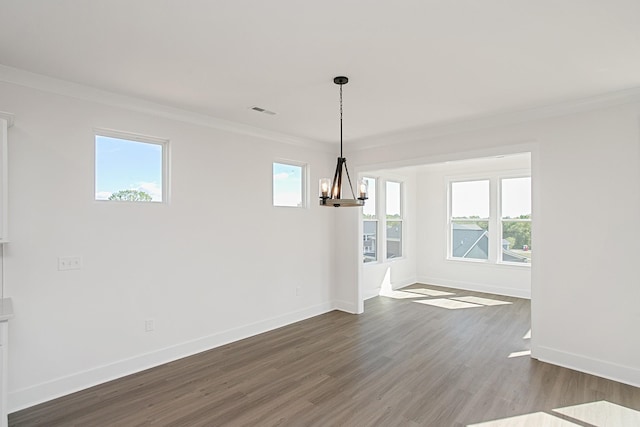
94 128 169 203
446 170 531 267
362 176 378 264
272 159 308 208
385 180 404 261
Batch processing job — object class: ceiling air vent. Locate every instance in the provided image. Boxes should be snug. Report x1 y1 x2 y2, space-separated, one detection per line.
250 106 276 116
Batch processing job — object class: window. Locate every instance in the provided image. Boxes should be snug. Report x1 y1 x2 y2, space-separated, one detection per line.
386 181 403 259
501 177 531 263
450 180 490 260
448 175 532 265
273 162 305 207
95 131 167 202
362 177 377 263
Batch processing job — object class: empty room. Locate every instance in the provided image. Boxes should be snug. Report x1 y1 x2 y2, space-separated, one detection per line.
0 1 639 426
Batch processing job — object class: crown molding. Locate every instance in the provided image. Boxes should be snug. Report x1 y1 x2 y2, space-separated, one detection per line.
3 64 639 154
350 86 640 151
0 64 332 152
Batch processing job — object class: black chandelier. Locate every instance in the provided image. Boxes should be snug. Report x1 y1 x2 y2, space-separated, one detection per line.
319 76 368 207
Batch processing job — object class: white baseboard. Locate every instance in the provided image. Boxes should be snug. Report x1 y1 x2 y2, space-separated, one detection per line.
9 301 335 413
333 299 359 314
417 276 531 299
391 277 418 291
362 276 417 301
533 345 640 388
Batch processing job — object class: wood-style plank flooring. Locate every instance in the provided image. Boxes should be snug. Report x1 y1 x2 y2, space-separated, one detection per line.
10 284 640 426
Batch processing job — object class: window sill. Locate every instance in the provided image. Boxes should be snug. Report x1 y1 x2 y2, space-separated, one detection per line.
497 261 531 268
363 257 406 266
446 258 531 268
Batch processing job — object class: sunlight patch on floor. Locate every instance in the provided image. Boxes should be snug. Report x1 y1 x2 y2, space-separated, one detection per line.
379 290 427 299
380 287 456 299
452 296 512 306
415 298 482 310
402 287 455 297
508 350 531 358
468 401 640 426
409 292 512 310
468 411 578 426
553 400 640 426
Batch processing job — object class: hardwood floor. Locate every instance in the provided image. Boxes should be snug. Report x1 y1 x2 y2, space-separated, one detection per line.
10 284 640 426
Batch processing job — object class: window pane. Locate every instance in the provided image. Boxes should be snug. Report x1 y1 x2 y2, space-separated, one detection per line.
386 181 401 219
363 220 377 263
502 221 531 263
95 135 164 202
273 162 304 207
362 177 376 219
451 180 489 218
502 177 531 218
451 220 489 260
386 220 402 258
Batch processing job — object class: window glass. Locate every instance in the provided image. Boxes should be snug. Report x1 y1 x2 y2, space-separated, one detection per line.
95 134 165 202
451 180 490 260
502 221 532 263
501 177 532 263
362 177 376 219
386 220 403 258
502 177 531 218
451 180 489 218
273 162 304 207
362 177 378 263
451 221 489 260
386 181 403 259
363 220 378 263
386 181 401 219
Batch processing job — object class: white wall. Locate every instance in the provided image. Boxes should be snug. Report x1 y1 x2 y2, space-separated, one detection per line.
359 169 417 299
332 207 362 313
3 71 640 412
349 102 640 387
0 80 339 411
416 155 532 298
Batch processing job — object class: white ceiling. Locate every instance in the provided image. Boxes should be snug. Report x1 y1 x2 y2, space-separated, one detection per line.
1 1 639 145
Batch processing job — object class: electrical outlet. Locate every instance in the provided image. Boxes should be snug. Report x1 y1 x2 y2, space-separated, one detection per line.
145 319 155 332
58 256 82 271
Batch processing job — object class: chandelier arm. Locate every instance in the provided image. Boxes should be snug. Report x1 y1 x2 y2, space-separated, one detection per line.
342 159 358 200
331 158 342 198
336 158 344 199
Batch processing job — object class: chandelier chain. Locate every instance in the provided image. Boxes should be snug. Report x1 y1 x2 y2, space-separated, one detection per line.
339 83 343 158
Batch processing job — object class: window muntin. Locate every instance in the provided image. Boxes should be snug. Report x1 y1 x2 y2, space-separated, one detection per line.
501 177 532 263
362 177 377 263
450 180 490 260
273 162 305 207
386 181 403 259
95 132 166 202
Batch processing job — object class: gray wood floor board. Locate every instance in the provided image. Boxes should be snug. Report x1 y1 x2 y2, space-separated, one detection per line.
9 283 640 426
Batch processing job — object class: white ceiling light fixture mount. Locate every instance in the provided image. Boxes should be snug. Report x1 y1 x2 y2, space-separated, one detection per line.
319 76 368 207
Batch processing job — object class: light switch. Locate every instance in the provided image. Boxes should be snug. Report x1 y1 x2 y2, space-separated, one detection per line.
58 256 82 271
